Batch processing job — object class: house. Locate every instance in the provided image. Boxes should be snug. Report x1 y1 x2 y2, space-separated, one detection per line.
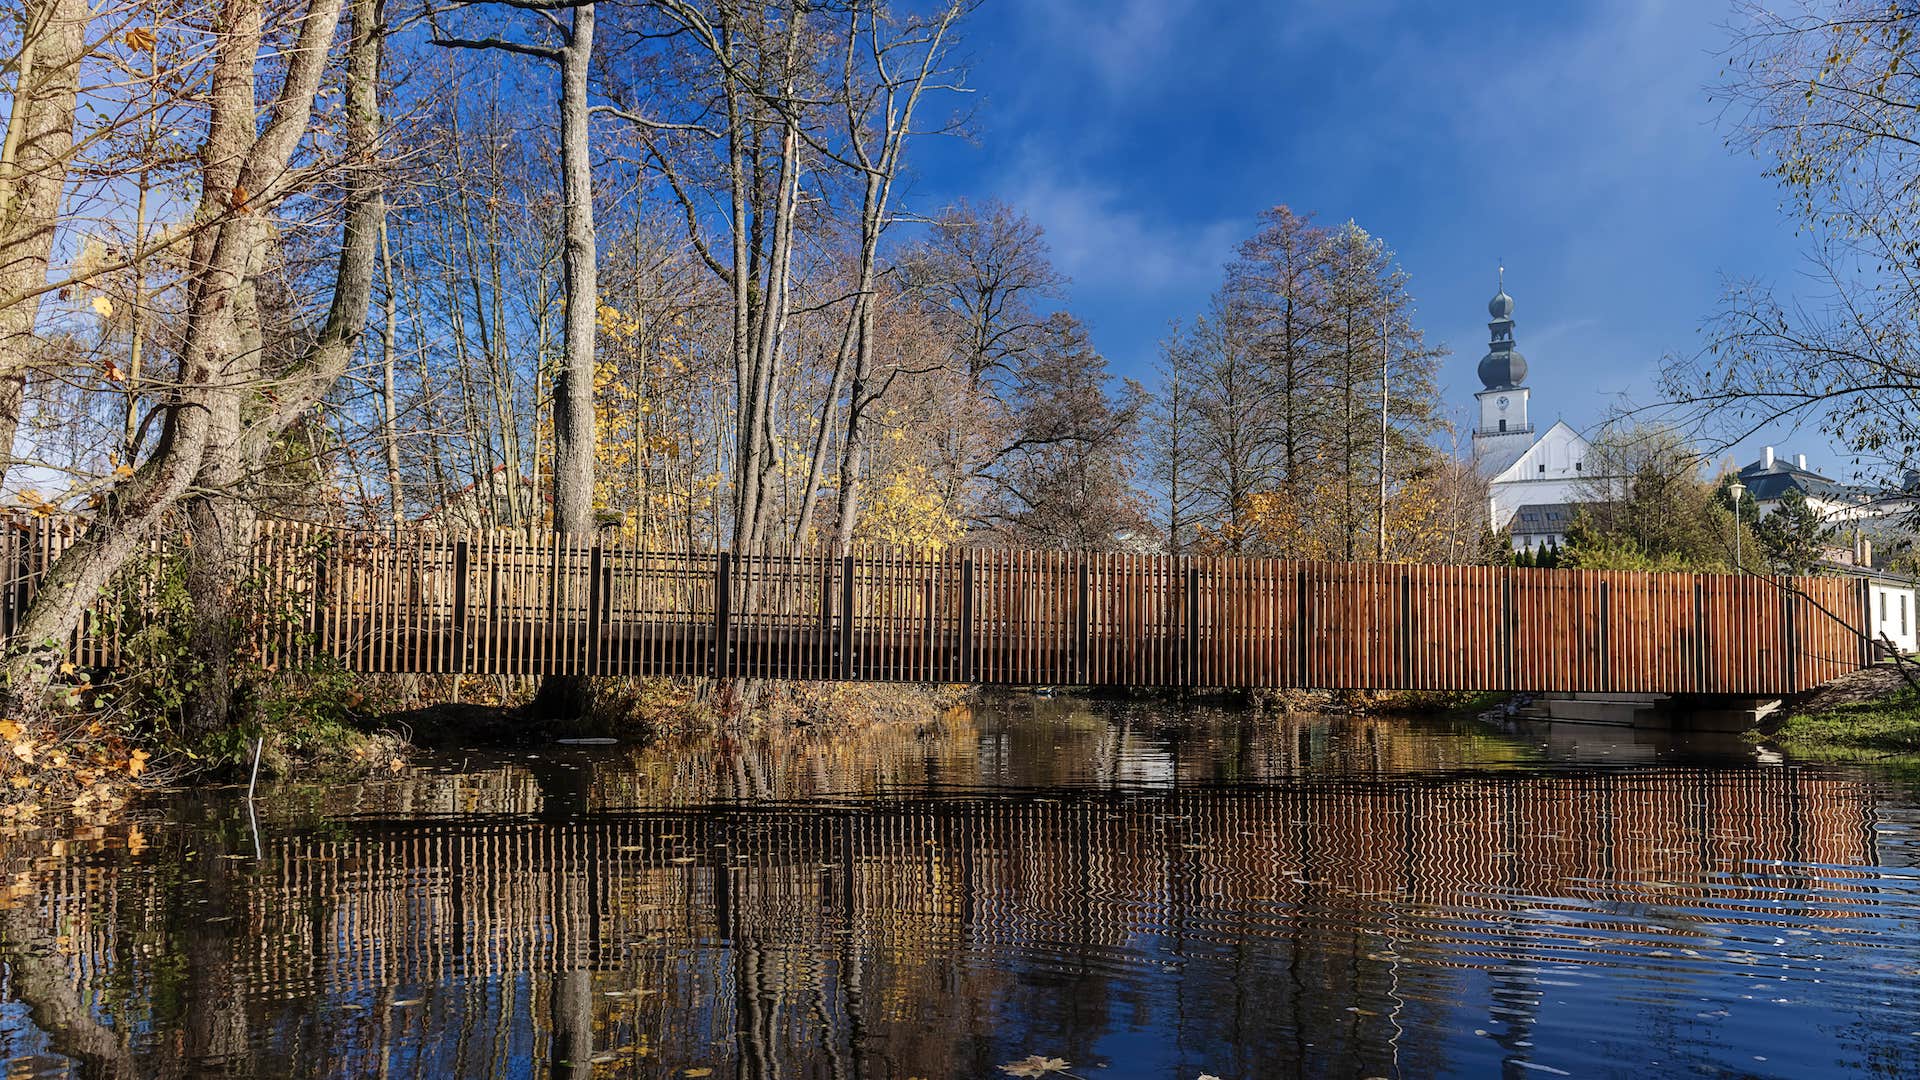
1861 569 1917 656
1469 275 1600 553
427 464 540 530
1735 448 1878 525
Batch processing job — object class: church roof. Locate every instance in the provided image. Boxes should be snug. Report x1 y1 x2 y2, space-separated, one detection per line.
1478 273 1527 390
1478 346 1527 390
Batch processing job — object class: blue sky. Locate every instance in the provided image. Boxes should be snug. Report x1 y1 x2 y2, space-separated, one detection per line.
904 0 1819 474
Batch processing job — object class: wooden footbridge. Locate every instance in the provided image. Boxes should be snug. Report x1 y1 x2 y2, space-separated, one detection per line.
4 522 1875 695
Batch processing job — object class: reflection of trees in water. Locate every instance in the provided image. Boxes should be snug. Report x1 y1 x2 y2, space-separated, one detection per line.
2 749 1891 1079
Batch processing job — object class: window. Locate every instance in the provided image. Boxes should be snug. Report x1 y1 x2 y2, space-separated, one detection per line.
1498 419 1507 432
1575 462 1583 472
1903 594 1909 636
1882 592 1889 622
1539 463 1546 474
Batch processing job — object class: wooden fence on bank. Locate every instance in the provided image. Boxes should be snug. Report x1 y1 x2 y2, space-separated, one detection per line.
0 519 1876 694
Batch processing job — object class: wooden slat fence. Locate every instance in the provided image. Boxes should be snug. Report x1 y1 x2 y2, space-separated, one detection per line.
0 519 1874 694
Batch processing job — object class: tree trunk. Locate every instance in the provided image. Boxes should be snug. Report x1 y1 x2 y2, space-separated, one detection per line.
379 217 403 528
0 0 90 492
182 260 263 738
531 3 598 724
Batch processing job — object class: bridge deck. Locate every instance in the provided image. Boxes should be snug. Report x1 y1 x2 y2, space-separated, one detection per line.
2 522 1874 694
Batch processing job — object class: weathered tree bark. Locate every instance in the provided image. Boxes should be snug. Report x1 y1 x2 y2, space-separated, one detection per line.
530 3 599 724
182 259 263 736
180 0 384 737
0 0 90 492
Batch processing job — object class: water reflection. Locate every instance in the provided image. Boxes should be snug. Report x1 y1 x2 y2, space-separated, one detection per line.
5 697 1920 1079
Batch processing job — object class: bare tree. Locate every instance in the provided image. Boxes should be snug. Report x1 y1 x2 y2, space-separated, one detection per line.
433 0 599 718
2 0 379 712
1668 3 1920 516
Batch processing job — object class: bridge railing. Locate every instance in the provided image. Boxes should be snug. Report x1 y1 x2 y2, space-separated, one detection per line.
0 519 1875 694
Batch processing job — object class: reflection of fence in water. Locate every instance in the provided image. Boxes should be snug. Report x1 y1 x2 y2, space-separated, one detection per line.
30 768 1882 1003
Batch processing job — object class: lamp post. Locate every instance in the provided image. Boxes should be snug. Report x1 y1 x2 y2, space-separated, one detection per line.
1377 319 1389 562
1728 479 1747 569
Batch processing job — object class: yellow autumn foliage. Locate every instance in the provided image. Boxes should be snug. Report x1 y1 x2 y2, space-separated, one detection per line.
853 465 963 550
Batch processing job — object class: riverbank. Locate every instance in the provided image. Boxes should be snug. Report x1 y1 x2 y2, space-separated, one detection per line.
1754 664 1920 756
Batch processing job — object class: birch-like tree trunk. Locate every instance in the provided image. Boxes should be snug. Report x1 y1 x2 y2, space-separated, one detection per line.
0 0 90 492
531 2 599 721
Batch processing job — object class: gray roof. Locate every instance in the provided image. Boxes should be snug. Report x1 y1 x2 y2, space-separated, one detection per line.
1511 503 1577 532
1478 346 1527 390
1735 457 1857 503
1478 283 1528 389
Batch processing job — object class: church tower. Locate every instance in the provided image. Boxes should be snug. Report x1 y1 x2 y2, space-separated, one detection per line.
1472 270 1533 478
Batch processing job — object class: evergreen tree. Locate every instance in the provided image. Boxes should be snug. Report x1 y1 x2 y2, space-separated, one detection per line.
1753 489 1833 575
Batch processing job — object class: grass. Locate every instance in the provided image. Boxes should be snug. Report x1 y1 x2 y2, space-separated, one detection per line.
1764 684 1920 755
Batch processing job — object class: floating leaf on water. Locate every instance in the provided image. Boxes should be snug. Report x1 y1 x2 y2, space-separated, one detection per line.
389 998 423 1007
685 1070 713 1078
999 1056 1072 1077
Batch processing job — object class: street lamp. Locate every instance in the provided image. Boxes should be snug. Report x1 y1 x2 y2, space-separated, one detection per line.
1728 479 1747 568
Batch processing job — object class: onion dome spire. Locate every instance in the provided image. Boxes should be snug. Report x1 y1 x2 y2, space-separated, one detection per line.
1477 266 1528 390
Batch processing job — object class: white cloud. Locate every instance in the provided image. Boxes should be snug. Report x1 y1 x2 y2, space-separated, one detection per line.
1018 0 1200 96
1002 165 1243 296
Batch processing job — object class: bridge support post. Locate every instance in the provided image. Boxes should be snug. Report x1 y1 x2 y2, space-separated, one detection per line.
311 547 328 657
1780 576 1799 694
959 558 974 682
1183 559 1200 688
1076 559 1090 685
1501 572 1515 691
1598 579 1610 693
1693 579 1709 692
452 540 470 674
817 559 833 680
714 551 731 681
1858 575 1874 667
1398 572 1412 690
586 545 604 676
840 555 856 681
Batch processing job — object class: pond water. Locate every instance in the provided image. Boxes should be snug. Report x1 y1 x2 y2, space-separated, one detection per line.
4 696 1920 1079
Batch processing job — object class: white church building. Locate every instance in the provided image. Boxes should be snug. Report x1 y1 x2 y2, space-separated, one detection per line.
1469 278 1595 553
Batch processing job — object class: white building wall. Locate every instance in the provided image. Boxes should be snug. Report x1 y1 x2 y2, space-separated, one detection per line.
1490 477 1585 535
1486 421 1595 532
1868 581 1917 655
